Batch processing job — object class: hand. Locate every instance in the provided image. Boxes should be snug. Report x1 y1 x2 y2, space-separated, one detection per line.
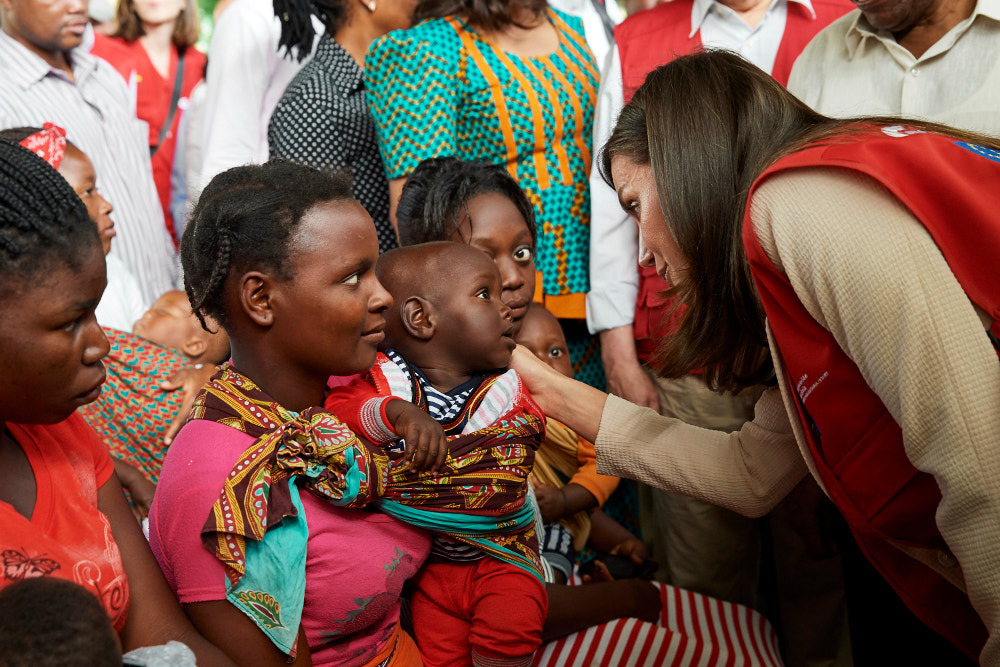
610 537 651 565
625 579 662 624
160 364 217 445
599 326 660 411
509 345 567 416
532 482 567 523
385 400 447 473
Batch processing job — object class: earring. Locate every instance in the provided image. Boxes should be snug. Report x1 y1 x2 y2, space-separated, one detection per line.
366 0 376 11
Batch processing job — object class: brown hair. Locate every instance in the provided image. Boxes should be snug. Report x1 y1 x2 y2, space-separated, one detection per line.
113 0 200 49
414 0 547 31
599 49 1000 393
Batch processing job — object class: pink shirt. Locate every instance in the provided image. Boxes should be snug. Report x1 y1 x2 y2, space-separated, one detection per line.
149 419 430 666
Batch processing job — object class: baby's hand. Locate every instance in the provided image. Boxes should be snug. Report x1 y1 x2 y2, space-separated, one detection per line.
385 400 447 473
532 482 567 522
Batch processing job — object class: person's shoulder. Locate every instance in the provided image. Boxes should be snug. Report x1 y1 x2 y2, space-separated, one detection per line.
182 45 207 70
157 419 254 494
89 33 134 61
797 7 858 53
615 1 690 39
368 17 462 65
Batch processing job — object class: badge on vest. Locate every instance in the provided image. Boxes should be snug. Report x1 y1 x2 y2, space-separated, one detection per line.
955 141 1000 164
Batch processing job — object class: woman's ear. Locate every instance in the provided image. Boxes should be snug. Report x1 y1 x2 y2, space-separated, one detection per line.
239 271 274 327
400 296 434 341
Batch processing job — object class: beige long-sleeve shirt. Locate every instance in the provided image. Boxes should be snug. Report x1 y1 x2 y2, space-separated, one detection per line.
595 167 1000 664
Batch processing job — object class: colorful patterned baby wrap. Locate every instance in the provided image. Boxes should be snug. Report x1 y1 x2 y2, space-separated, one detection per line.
194 364 389 656
326 352 547 581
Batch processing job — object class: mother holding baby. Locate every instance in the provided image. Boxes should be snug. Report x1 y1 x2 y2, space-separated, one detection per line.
512 50 1000 666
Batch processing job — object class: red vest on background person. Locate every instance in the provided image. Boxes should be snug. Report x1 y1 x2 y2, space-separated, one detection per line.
743 128 1000 659
615 0 853 359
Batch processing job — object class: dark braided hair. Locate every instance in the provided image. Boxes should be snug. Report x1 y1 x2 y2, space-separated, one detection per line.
0 138 100 287
181 159 355 330
396 157 537 247
274 0 348 63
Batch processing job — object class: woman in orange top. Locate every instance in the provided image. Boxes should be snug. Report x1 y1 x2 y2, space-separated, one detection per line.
92 0 205 244
0 137 230 664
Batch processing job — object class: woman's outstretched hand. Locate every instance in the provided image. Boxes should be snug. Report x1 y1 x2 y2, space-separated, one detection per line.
510 345 609 443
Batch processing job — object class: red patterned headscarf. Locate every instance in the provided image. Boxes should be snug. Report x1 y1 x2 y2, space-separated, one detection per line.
18 123 68 170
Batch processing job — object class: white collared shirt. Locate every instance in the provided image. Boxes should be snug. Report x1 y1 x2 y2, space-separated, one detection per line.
788 2 1000 135
0 28 179 304
197 0 323 189
587 0 813 334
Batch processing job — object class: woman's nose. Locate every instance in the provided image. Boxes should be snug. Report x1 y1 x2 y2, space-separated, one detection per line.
370 276 393 312
83 317 111 365
638 240 655 268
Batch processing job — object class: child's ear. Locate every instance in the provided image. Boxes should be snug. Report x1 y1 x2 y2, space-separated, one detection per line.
400 296 435 341
181 336 207 362
239 271 274 327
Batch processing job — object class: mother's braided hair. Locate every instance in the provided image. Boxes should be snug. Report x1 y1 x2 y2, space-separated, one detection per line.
180 159 355 330
0 138 99 284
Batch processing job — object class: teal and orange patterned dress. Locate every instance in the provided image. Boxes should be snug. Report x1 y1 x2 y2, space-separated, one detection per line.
366 8 598 320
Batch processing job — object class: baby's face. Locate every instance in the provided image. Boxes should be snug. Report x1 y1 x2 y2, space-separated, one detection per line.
514 306 573 378
132 290 201 352
432 250 515 373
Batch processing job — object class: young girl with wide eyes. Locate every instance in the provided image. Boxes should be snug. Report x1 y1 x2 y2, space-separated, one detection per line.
396 157 538 334
149 160 430 666
0 139 232 665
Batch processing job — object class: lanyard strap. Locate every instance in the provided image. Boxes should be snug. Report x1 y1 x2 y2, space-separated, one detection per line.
150 49 186 157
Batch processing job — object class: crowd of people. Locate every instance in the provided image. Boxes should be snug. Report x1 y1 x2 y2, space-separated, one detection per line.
1 0 998 665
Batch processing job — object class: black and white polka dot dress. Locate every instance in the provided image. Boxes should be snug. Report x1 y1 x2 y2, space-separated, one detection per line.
269 34 398 253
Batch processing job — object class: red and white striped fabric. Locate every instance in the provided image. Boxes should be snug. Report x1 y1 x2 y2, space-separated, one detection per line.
535 582 784 667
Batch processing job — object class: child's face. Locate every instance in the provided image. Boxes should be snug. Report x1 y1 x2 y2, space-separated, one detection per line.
450 192 536 335
0 244 109 424
514 306 573 378
268 200 391 378
133 290 202 352
58 145 115 255
431 247 515 373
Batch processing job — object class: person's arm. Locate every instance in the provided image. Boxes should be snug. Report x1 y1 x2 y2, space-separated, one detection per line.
543 579 660 641
184 601 313 667
510 346 807 517
198 3 272 189
112 458 156 520
751 168 1000 664
533 482 598 523
586 45 658 410
387 177 405 234
97 475 235 665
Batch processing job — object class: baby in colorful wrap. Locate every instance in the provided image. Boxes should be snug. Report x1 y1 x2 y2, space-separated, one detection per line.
324 241 548 667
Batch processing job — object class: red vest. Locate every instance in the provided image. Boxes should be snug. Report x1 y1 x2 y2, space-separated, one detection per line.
743 129 1000 659
615 0 853 357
